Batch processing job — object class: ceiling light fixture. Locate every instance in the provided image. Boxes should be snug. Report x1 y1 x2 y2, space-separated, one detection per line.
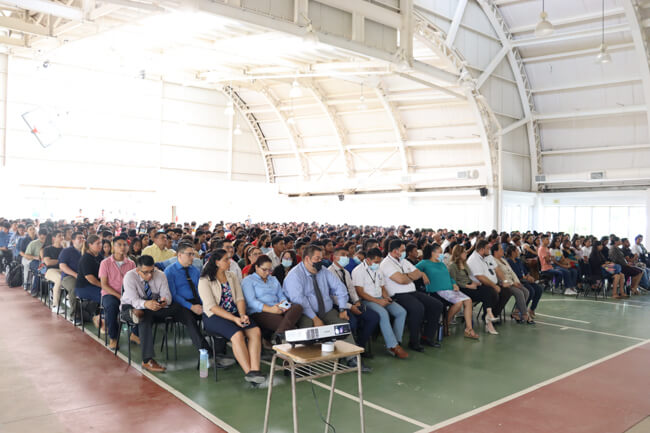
596 0 611 64
534 0 554 37
289 79 303 98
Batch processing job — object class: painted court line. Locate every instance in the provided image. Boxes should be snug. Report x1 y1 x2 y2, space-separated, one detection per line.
259 358 429 429
413 338 650 433
533 313 590 324
534 321 645 341
539 299 644 308
82 327 240 433
310 379 430 429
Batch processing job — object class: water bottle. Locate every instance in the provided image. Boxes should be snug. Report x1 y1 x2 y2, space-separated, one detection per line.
199 349 208 378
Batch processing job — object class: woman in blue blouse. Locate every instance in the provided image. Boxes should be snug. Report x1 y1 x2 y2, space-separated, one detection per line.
242 255 303 344
416 244 479 340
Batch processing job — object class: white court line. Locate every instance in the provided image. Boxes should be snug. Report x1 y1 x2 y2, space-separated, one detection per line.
534 321 645 341
533 313 590 324
82 327 240 433
539 299 644 308
414 338 650 433
259 359 429 429
310 379 430 429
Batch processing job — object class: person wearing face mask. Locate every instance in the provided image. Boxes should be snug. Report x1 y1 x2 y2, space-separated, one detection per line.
283 245 369 371
345 247 364 274
242 255 303 347
266 236 285 269
328 247 379 356
271 250 297 285
380 239 443 352
352 248 409 358
416 244 479 340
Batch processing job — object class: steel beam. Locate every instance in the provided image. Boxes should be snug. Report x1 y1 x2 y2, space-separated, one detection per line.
375 80 411 181
445 0 467 47
532 77 643 94
508 8 626 34
0 16 50 36
476 46 508 89
522 42 635 63
534 105 648 122
512 23 630 48
542 143 650 155
0 0 83 21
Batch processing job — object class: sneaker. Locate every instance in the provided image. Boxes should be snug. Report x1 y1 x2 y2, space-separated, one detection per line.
564 288 578 296
51 305 59 314
142 359 166 373
388 345 409 359
245 371 267 384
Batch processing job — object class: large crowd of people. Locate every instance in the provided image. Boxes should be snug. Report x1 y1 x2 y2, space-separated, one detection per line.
1 216 648 383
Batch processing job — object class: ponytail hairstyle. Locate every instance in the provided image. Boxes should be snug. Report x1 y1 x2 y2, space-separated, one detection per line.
83 234 101 255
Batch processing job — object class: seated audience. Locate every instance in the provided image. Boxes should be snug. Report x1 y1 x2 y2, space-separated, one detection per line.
198 249 265 384
271 249 297 286
328 247 380 354
539 235 577 296
266 236 285 269
380 239 443 351
284 245 367 370
242 246 261 276
609 236 642 295
164 242 213 355
42 230 64 312
491 244 531 324
121 255 176 372
416 244 479 340
352 247 408 358
142 232 176 263
589 240 626 298
99 236 136 349
505 246 542 319
242 255 303 345
75 234 103 330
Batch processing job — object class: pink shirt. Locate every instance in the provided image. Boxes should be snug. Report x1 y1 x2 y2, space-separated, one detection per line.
98 256 136 297
538 246 551 272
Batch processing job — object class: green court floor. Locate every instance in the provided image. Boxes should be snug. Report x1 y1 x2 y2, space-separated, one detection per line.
99 295 650 433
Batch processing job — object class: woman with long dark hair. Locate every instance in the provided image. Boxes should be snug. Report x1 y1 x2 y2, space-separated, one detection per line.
198 249 265 384
590 240 626 298
271 249 297 285
75 234 103 331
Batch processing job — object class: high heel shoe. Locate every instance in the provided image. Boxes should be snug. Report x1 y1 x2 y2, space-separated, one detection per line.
510 313 523 324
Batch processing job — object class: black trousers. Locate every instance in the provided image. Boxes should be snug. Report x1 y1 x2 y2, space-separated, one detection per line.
393 291 443 344
460 285 498 313
139 303 209 361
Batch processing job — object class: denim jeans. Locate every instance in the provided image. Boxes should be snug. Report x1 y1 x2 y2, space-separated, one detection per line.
363 299 407 349
102 294 121 340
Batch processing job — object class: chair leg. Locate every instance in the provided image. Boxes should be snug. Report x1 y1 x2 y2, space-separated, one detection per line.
211 336 218 382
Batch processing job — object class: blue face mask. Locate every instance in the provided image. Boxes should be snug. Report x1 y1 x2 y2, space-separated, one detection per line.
282 259 293 268
400 251 406 260
353 256 361 264
338 256 349 267
261 247 271 254
438 253 445 261
369 263 379 271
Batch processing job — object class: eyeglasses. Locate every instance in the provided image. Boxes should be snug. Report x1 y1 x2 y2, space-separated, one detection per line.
259 267 272 273
181 251 195 257
140 270 154 275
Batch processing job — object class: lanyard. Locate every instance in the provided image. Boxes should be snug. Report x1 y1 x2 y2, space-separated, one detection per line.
365 265 377 286
389 255 405 273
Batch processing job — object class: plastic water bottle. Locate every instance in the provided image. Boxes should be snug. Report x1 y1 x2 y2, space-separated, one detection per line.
199 349 208 378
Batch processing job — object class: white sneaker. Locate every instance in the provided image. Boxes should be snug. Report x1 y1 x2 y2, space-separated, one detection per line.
51 305 59 314
564 288 578 296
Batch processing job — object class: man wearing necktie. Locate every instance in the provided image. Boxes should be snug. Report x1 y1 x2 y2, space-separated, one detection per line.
121 255 178 372
283 245 371 372
164 242 213 357
328 247 379 357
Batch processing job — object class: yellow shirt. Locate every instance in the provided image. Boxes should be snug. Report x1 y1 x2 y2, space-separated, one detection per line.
141 244 176 263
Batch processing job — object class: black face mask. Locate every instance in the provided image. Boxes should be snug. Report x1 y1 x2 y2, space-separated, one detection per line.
312 261 323 272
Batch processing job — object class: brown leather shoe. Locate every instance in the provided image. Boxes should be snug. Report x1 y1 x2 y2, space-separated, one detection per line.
130 334 141 345
389 345 409 359
108 339 118 350
142 359 166 373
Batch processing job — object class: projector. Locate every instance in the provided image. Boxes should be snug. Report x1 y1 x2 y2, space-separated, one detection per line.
285 323 351 347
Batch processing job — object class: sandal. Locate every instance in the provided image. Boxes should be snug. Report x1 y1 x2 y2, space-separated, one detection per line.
464 329 479 340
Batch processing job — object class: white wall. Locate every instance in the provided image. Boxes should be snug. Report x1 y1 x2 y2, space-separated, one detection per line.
0 54 270 221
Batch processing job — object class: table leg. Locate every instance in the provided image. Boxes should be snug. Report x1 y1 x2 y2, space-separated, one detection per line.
262 354 277 433
324 359 338 433
291 360 298 433
357 354 365 433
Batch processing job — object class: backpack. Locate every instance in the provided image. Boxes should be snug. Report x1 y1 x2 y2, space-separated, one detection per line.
6 261 23 288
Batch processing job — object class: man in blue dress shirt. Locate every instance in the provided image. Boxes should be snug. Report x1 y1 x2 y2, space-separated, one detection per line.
164 242 213 355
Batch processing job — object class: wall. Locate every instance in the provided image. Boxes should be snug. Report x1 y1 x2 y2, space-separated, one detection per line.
0 54 268 221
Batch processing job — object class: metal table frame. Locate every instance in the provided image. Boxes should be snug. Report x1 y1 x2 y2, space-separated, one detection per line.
262 343 365 433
